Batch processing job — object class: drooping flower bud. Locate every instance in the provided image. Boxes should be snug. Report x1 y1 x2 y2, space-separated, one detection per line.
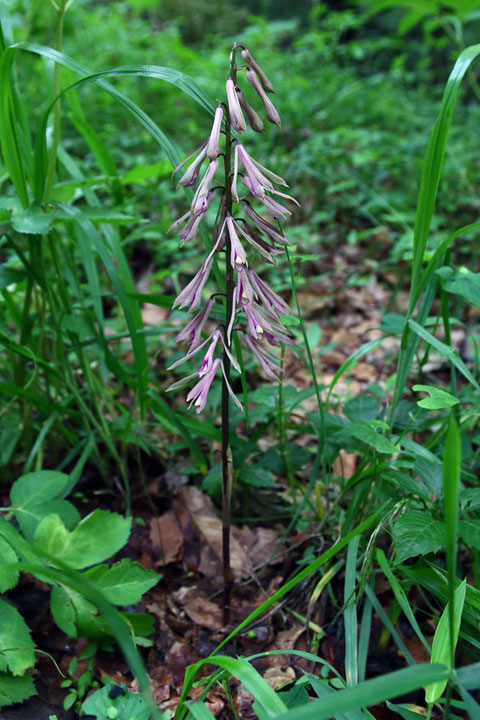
242 48 275 93
226 76 246 133
246 69 281 128
175 146 208 188
236 88 265 133
206 105 223 161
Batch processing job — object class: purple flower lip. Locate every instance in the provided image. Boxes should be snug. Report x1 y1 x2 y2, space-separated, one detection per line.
249 270 291 318
184 356 242 413
186 357 221 413
226 76 246 133
241 48 275 94
243 335 281 380
241 177 291 218
246 69 281 128
175 297 215 350
199 329 220 376
243 301 275 340
172 257 213 313
226 215 247 269
191 160 219 214
243 203 293 246
206 105 223 161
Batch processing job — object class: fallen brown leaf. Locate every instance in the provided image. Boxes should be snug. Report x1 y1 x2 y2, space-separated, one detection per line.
150 512 184 566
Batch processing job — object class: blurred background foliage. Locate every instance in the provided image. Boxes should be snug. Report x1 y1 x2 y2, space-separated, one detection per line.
2 0 480 476
9 0 480 262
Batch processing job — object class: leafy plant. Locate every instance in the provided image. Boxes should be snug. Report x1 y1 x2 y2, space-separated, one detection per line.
80 681 153 720
0 470 160 711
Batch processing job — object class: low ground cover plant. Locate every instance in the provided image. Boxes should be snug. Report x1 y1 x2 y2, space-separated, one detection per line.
1 1 480 719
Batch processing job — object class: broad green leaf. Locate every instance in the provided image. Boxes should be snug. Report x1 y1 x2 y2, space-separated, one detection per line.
393 511 445 565
13 561 163 720
15 500 80 542
238 466 277 488
0 267 26 289
35 510 131 569
10 470 72 541
34 513 70 557
437 266 480 306
0 537 18 592
0 672 36 710
63 510 131 568
344 395 380 422
349 421 398 454
0 598 35 674
459 520 480 550
10 205 52 234
425 579 466 703
122 160 171 184
50 585 93 638
10 470 70 510
412 384 459 410
81 684 151 720
84 559 160 605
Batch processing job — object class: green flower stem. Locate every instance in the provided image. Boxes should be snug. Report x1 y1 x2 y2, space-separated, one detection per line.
43 0 67 203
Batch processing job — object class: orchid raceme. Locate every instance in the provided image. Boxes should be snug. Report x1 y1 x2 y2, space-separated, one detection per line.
167 44 297 414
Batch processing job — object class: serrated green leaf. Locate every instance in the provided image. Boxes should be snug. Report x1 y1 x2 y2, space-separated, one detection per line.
393 510 445 565
0 598 35 674
349 421 398 454
459 520 480 550
238 466 277 488
84 559 160 605
0 537 18 592
0 672 36 709
412 384 459 410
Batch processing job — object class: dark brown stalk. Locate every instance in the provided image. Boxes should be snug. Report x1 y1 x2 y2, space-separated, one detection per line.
221 49 238 626
221 112 234 625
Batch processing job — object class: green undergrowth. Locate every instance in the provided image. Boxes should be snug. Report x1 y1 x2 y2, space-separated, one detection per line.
1 1 480 719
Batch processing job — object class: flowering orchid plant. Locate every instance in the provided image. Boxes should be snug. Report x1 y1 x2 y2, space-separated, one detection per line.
166 44 297 415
